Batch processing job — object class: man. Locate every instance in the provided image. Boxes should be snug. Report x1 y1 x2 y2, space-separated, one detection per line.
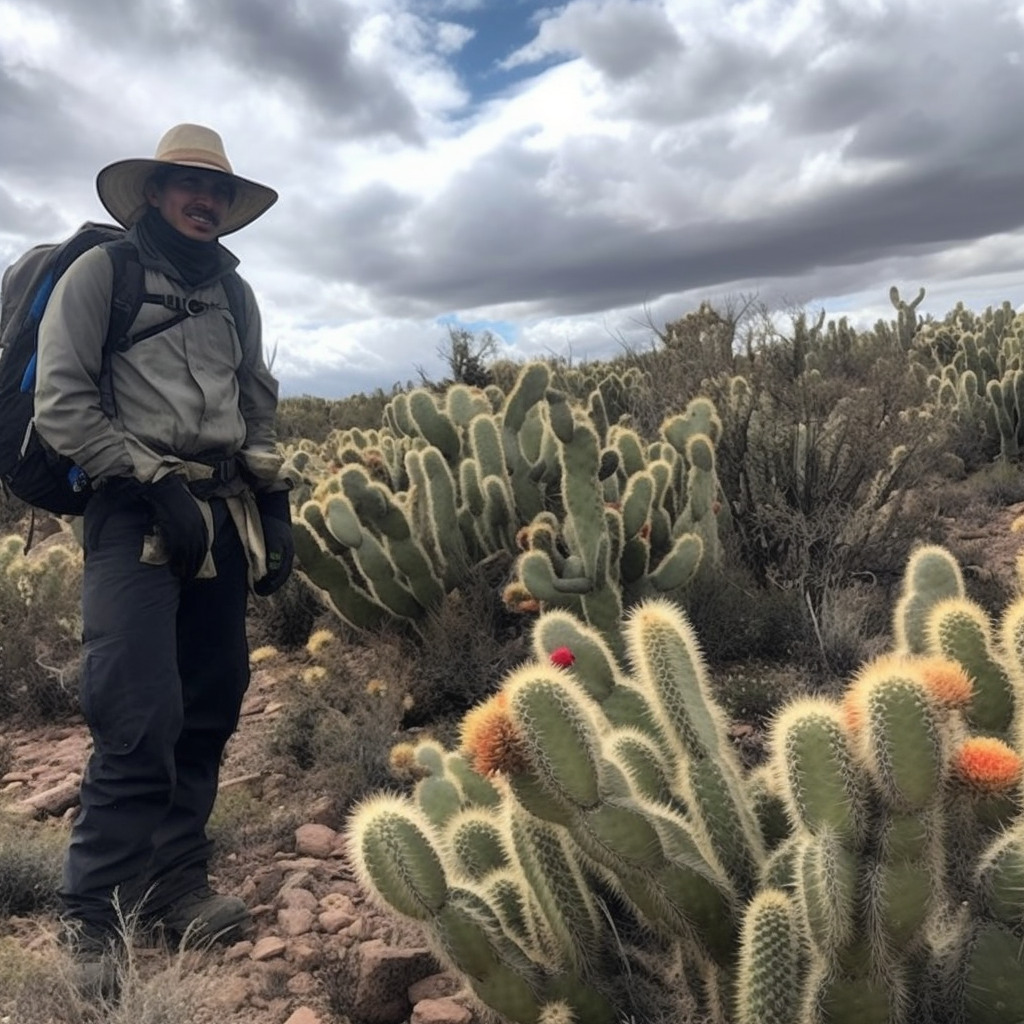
34 123 294 989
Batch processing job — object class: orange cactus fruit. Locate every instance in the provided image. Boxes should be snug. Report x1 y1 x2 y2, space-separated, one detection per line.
388 742 429 781
459 691 527 777
501 581 533 610
953 737 1024 793
842 654 971 735
916 657 973 708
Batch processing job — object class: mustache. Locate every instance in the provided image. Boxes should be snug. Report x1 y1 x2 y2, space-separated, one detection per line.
184 204 220 226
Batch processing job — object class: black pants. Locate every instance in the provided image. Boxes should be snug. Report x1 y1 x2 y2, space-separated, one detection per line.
61 492 250 928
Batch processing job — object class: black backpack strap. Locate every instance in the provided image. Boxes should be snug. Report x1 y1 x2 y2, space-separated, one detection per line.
98 247 248 417
220 271 248 341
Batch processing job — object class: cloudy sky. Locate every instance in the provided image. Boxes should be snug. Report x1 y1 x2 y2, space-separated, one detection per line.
5 0 1024 398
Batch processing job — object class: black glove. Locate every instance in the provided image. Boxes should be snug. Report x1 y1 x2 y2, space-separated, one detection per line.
142 474 209 581
254 489 294 597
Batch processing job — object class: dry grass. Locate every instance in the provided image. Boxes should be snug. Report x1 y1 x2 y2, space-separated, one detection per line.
0 902 215 1024
0 812 65 917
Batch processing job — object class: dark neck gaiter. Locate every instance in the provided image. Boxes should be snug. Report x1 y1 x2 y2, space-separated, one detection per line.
136 207 223 288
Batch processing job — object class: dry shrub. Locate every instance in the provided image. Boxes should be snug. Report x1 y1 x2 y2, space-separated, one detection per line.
271 628 414 810
0 813 65 917
205 785 300 860
677 556 807 666
0 531 83 723
712 660 813 733
247 573 324 651
2 911 214 1024
797 581 892 687
967 459 1024 507
402 564 530 728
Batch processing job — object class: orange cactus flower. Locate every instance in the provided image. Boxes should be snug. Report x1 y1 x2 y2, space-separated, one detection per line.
917 658 973 708
841 675 872 735
954 737 1024 793
459 691 528 777
502 582 534 611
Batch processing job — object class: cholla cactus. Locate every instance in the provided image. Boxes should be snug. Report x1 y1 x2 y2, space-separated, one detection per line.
346 544 1024 1023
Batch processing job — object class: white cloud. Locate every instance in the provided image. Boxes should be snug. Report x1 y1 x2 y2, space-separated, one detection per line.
3 0 1024 399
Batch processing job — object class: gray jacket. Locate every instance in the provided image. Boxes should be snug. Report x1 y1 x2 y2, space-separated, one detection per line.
35 227 282 488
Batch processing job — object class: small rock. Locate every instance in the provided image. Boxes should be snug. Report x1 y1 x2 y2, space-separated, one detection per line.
319 907 356 934
281 868 317 891
210 975 249 1012
287 972 318 996
280 887 319 913
20 775 81 816
411 998 472 1024
284 1008 322 1024
319 892 355 913
352 941 438 1024
409 974 461 1002
289 939 323 971
277 906 316 937
307 794 338 827
240 865 285 904
224 940 254 962
295 823 338 859
251 936 288 961
0 772 32 784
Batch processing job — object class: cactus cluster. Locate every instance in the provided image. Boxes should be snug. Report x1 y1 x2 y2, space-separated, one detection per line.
347 544 1024 1023
915 298 1024 460
290 362 726 647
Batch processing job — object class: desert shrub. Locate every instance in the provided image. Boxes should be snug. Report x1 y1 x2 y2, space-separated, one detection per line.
0 736 12 779
271 629 414 809
206 785 300 859
247 573 324 651
705 328 949 603
3 916 213 1023
402 564 531 728
711 659 813 733
675 554 808 666
616 299 752 437
0 533 82 722
794 579 892 686
0 813 64 917
966 458 1024 506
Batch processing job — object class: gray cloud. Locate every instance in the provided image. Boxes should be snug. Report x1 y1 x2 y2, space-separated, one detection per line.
6 0 1024 398
12 0 421 140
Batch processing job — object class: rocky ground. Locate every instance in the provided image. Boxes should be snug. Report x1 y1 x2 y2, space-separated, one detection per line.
2 497 1022 1024
0 651 480 1024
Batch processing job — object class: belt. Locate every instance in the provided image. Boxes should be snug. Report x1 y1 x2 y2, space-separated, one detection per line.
188 457 242 500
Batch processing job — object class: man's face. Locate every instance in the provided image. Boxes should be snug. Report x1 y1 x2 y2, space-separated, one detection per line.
146 168 234 240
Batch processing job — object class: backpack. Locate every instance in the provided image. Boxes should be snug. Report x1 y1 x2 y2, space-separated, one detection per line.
0 222 248 516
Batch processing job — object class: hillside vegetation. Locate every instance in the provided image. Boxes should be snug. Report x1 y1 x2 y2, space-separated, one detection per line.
5 286 1024 1022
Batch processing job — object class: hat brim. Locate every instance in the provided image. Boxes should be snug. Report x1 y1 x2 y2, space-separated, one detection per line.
96 158 278 236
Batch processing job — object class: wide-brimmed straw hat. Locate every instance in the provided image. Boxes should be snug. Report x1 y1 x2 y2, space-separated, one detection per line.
96 123 278 235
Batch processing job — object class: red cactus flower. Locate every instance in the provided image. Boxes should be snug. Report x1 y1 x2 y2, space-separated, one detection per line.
550 646 575 668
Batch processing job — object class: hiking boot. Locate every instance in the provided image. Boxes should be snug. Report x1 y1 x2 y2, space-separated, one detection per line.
155 885 252 946
58 918 123 1001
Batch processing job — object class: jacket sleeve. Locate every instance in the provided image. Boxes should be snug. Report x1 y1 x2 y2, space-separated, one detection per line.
235 278 284 488
34 248 135 481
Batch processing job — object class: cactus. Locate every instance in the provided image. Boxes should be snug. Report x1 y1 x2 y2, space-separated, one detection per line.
344 518 1024 1023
